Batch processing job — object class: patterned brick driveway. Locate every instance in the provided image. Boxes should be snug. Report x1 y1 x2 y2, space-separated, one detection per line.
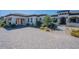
0 27 79 49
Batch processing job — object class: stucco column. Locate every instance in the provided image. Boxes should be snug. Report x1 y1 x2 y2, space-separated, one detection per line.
11 17 16 24
66 16 70 26
4 17 9 25
6 19 9 25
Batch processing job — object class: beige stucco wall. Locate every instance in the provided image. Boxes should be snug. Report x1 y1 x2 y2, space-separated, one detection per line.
4 15 46 26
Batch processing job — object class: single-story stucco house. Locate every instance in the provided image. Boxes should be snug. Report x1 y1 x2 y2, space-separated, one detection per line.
3 14 47 26
0 10 79 27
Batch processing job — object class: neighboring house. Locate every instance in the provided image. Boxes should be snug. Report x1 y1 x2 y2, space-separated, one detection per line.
51 10 79 27
1 10 79 27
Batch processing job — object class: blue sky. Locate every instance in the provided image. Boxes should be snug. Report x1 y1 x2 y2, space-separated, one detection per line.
0 10 58 16
0 10 79 16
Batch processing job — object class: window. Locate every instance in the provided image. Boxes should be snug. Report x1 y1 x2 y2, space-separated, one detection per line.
39 18 42 21
69 17 76 23
28 18 29 22
21 18 24 24
36 18 38 21
8 17 12 22
16 18 19 24
31 18 32 22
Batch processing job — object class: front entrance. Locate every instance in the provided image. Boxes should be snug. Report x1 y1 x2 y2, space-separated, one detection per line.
60 17 66 25
16 18 25 25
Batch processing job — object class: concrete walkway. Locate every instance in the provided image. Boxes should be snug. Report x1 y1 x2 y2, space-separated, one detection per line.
0 27 79 49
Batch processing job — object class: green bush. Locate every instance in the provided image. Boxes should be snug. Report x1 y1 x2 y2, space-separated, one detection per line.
11 24 16 28
44 27 50 32
0 20 6 27
53 19 57 23
41 23 47 27
26 23 30 26
48 23 57 30
40 24 47 30
36 21 42 27
40 26 50 32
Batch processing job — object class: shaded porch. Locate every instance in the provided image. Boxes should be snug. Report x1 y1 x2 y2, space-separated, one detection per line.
67 17 79 27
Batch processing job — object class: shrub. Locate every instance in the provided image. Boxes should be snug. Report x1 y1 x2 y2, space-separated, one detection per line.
40 24 47 31
36 21 42 27
26 23 30 26
0 20 7 27
40 26 51 32
11 24 16 28
0 23 6 27
40 27 45 30
71 29 79 38
41 23 47 27
31 24 34 27
44 27 50 32
52 18 57 23
48 23 57 30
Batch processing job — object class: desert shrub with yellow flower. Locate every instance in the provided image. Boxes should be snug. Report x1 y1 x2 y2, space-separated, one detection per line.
71 29 79 37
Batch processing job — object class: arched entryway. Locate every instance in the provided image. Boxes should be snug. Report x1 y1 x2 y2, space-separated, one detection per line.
59 17 66 25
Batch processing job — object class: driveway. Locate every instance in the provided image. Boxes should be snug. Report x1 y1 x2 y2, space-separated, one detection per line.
0 27 79 49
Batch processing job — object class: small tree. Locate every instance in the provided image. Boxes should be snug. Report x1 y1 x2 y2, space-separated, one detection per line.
41 16 57 30
43 16 52 27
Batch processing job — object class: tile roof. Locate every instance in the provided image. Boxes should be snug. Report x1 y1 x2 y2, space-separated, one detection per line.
4 14 47 17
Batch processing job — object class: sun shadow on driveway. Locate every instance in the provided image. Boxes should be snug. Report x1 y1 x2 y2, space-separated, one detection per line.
4 25 41 31
4 25 64 32
4 25 28 31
